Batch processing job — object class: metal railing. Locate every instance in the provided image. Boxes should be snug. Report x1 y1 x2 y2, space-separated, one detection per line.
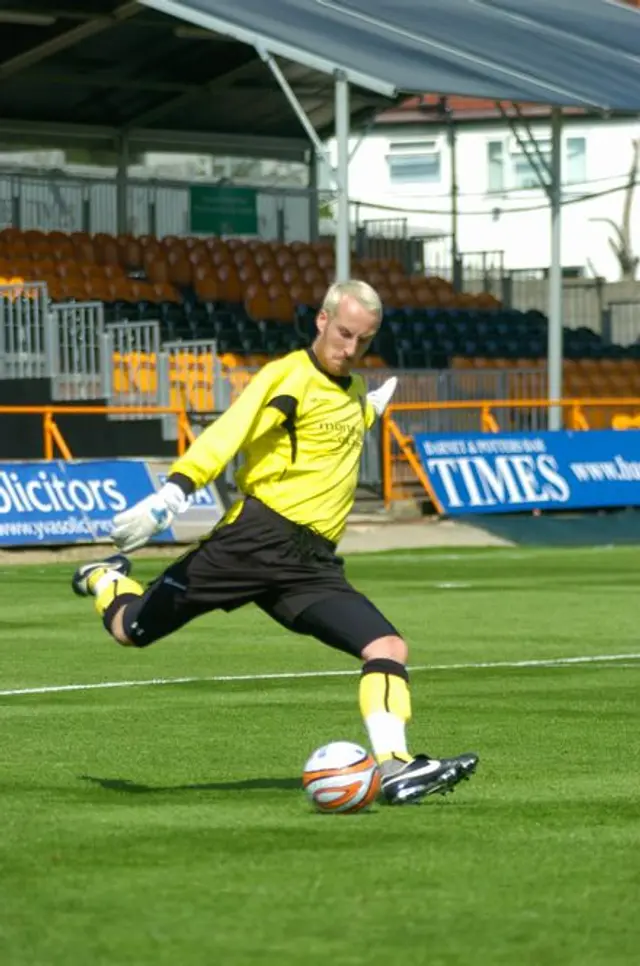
0 281 48 378
50 300 105 400
162 339 222 410
602 300 640 346
0 282 105 396
104 320 162 417
103 332 225 439
160 339 224 439
498 274 608 332
354 217 426 274
0 404 194 460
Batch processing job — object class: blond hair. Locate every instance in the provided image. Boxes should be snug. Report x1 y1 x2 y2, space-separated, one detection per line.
321 279 383 321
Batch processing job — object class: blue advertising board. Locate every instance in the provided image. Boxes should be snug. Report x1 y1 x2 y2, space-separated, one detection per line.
0 460 225 547
0 460 169 546
414 430 640 516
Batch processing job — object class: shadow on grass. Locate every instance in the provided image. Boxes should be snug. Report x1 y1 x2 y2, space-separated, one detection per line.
79 775 300 794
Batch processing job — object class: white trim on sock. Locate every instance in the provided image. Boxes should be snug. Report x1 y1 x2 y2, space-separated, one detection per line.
364 711 409 759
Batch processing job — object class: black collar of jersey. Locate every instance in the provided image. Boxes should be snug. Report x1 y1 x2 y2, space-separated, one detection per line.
305 348 352 390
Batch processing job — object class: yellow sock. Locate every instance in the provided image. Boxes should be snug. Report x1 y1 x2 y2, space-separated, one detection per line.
359 659 412 765
89 568 143 618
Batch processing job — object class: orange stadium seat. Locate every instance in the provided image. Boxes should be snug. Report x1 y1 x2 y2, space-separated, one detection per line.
14 227 640 386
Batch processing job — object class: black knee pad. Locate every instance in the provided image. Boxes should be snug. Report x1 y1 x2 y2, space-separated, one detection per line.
102 594 148 646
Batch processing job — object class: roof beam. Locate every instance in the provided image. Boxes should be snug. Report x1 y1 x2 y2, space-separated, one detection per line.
124 56 258 128
0 117 308 160
0 1 141 79
25 72 196 94
0 119 119 141
22 71 335 97
129 127 308 159
0 6 166 26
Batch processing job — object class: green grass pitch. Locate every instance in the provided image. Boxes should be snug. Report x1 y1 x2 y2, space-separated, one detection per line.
0 546 639 966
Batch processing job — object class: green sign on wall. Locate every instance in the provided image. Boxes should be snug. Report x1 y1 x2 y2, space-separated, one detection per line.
188 185 258 235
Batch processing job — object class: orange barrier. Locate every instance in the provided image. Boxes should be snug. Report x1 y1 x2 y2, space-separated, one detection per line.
0 405 195 460
382 397 640 507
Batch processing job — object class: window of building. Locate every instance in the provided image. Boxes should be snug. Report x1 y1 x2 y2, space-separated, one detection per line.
566 136 587 184
487 135 587 192
487 140 505 193
387 140 442 185
512 138 552 189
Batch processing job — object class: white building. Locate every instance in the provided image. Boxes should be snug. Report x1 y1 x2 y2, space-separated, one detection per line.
323 99 640 282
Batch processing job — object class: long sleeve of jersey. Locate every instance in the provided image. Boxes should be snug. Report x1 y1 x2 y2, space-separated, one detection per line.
364 400 376 431
168 359 294 490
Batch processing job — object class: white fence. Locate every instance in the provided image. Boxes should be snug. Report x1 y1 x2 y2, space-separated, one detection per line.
50 300 105 400
0 171 313 243
105 320 162 418
0 281 49 378
0 282 105 396
604 300 640 347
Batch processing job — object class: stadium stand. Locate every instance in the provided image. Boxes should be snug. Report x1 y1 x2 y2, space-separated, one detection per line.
2 226 639 396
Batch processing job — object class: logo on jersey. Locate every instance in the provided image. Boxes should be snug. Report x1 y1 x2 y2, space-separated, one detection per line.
317 418 364 452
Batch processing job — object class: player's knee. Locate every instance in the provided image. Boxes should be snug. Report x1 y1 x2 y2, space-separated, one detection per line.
107 605 135 646
103 595 155 647
361 634 408 665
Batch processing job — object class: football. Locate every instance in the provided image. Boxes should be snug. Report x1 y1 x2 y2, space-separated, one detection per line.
302 740 380 814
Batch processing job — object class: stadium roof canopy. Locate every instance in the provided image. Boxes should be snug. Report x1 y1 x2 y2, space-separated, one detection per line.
142 0 640 111
2 1 640 162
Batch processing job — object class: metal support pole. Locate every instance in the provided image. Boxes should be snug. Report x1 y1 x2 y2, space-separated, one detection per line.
548 107 563 430
308 150 319 242
116 133 129 235
335 70 350 281
258 49 336 184
447 111 461 291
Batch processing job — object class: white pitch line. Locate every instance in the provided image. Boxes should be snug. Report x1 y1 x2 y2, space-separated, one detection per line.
363 546 621 564
0 652 639 699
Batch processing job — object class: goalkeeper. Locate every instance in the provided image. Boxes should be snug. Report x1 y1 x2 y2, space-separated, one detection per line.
72 280 478 805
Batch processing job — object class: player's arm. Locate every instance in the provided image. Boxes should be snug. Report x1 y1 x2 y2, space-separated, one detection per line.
167 364 290 491
111 361 295 552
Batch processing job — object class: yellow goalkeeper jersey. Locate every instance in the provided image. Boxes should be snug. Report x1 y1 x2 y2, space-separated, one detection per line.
169 348 376 543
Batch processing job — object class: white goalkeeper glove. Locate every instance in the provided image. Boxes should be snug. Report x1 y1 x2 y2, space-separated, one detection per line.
366 376 398 417
111 481 190 553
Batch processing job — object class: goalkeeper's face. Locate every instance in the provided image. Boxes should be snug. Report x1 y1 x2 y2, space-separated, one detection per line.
314 295 379 376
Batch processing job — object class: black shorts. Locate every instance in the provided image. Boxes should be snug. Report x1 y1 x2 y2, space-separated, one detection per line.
121 496 399 657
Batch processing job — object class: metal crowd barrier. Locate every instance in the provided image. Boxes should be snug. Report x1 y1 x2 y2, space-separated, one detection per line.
0 282 105 398
0 280 48 378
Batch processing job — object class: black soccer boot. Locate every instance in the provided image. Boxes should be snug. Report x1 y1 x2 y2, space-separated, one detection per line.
381 751 479 805
71 553 132 597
